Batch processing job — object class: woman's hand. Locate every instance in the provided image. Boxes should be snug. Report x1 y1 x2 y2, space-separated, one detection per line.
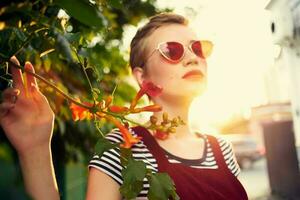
0 56 55 155
0 57 60 200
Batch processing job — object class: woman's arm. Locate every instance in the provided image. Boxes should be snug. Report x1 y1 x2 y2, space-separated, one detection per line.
19 145 59 200
1 57 123 200
86 130 125 200
0 57 59 199
1 57 122 200
86 168 122 200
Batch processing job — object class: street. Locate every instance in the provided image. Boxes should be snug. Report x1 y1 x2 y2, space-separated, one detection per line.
238 158 270 200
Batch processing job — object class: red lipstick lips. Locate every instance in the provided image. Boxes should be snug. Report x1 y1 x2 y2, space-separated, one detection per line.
182 70 204 79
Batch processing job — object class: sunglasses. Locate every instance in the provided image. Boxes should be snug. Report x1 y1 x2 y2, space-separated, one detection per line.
142 40 213 66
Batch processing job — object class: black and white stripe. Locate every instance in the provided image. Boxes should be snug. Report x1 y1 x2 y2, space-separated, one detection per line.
89 128 240 199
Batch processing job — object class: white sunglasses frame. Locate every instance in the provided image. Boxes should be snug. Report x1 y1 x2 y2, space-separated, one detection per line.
141 40 213 67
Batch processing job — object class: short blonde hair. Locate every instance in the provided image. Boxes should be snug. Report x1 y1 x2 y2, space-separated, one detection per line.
129 13 188 70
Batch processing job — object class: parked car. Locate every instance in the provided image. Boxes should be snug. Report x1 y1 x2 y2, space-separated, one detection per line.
222 134 265 169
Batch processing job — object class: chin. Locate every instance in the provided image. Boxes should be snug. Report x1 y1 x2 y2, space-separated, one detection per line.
175 87 206 100
190 89 206 97
185 83 207 96
164 82 207 99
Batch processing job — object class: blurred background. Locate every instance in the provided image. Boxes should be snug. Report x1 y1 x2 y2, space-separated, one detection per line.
0 0 300 199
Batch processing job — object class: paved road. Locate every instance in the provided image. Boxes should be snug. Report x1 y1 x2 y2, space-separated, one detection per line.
238 158 270 200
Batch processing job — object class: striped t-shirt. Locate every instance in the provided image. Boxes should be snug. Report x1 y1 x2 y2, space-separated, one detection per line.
89 128 240 199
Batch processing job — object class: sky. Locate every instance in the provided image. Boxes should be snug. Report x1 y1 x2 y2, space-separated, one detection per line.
122 0 276 132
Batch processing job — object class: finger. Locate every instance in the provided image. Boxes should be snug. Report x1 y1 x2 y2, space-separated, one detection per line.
9 56 25 91
0 102 15 118
31 84 54 117
25 62 39 91
1 88 20 103
31 83 49 106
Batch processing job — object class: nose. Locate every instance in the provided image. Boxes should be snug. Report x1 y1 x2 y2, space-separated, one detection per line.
182 48 204 67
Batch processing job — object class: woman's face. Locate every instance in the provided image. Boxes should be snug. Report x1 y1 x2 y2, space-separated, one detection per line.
136 24 208 100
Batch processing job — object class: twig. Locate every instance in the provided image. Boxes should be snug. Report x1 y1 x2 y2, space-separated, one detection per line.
94 121 105 137
72 47 97 105
8 60 93 110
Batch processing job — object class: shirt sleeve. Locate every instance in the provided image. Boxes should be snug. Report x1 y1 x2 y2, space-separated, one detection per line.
217 137 241 177
88 129 124 185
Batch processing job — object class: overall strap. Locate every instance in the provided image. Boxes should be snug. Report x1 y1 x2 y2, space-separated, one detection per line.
132 126 169 165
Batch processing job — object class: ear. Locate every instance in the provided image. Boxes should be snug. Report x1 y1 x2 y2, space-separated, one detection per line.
132 67 146 87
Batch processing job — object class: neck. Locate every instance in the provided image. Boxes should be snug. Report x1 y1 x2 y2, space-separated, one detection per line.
151 95 194 139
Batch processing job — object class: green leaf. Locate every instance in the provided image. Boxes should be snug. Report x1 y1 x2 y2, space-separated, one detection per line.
65 32 83 47
56 33 75 62
0 28 27 60
107 0 123 9
94 137 119 157
120 147 133 166
120 159 147 200
55 0 107 29
147 173 179 200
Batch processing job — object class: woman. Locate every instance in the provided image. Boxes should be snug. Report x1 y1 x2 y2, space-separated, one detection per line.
0 13 248 200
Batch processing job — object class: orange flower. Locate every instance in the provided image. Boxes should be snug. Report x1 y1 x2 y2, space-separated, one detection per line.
69 101 93 121
130 81 163 109
108 105 129 113
105 115 141 148
131 104 162 113
104 95 113 108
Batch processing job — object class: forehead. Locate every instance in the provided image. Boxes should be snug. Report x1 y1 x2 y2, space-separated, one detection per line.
146 24 198 48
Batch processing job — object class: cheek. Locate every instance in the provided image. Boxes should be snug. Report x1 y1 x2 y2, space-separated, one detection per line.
202 61 208 74
155 67 178 84
146 58 183 87
147 62 177 81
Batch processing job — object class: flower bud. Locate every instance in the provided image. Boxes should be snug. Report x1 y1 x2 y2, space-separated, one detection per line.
171 118 179 126
150 115 157 124
163 112 168 122
105 95 113 107
168 127 176 133
157 125 164 131
161 121 168 126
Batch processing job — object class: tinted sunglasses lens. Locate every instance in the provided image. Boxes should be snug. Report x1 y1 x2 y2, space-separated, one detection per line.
192 40 213 58
160 42 184 62
191 41 204 58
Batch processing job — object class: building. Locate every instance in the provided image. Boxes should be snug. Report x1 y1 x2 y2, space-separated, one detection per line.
263 0 300 146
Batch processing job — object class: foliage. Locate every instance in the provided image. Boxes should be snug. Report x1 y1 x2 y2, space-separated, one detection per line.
119 157 180 200
148 173 179 200
0 0 180 199
0 0 159 161
119 158 147 199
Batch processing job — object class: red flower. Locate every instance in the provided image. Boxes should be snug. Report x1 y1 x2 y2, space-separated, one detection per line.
130 81 163 109
154 130 168 140
70 101 93 121
105 115 141 148
142 81 163 97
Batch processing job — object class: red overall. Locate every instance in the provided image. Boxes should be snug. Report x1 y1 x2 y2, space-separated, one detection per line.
133 126 248 200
